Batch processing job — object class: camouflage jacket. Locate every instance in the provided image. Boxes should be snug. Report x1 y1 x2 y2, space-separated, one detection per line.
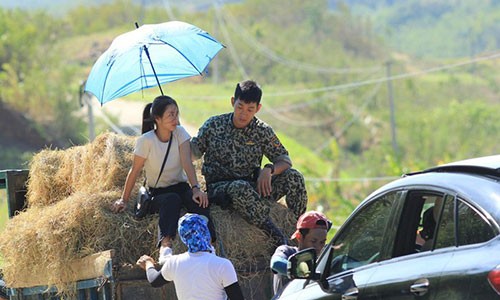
191 113 291 184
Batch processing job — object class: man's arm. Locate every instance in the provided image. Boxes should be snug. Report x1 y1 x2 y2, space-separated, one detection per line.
268 159 292 176
221 259 245 299
224 282 245 300
262 126 292 170
136 255 170 288
257 158 292 197
270 255 288 276
270 245 292 276
190 117 214 160
146 267 170 287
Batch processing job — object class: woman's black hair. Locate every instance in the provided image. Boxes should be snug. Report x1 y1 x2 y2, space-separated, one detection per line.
141 95 178 134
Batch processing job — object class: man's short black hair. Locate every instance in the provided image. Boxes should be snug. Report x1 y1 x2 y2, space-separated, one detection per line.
421 206 436 240
234 80 262 104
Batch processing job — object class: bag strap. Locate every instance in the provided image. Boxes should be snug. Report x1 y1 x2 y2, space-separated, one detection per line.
143 131 173 189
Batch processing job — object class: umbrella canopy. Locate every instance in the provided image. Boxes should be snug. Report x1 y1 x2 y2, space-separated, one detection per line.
84 21 224 105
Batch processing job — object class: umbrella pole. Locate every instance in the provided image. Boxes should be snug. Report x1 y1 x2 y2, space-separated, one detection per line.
135 22 164 96
143 47 164 95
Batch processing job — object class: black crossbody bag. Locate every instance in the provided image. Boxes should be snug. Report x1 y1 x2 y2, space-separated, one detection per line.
134 132 173 219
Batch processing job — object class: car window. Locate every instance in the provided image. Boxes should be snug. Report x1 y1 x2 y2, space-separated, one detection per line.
457 199 495 245
329 192 399 274
434 195 455 249
414 194 444 252
434 196 495 249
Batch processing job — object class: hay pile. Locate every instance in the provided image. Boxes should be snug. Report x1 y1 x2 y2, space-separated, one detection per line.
0 132 296 294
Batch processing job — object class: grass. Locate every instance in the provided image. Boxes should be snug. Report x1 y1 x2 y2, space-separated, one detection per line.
120 80 332 179
0 192 7 232
0 191 7 268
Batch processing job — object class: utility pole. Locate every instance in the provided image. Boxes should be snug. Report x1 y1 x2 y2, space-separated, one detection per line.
79 82 95 141
139 0 145 25
386 61 398 155
212 10 220 84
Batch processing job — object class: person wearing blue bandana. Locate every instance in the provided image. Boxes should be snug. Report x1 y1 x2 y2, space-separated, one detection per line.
136 214 244 300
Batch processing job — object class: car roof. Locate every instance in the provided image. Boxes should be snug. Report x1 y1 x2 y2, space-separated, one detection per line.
415 155 500 178
359 155 500 222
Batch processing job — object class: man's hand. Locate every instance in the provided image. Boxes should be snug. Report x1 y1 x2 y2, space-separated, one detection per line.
111 198 127 213
136 255 155 270
257 167 272 197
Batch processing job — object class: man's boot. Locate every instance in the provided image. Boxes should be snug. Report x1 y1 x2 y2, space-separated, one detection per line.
258 218 288 247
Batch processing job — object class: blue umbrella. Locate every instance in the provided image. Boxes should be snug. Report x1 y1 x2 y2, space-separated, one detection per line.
84 21 224 105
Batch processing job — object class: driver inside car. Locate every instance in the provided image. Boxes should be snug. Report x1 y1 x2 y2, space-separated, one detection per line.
416 204 438 252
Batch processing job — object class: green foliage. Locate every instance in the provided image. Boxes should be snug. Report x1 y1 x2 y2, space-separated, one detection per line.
0 191 5 267
0 146 33 170
348 0 500 58
0 0 498 233
0 191 7 231
0 8 86 147
65 0 142 35
205 0 386 85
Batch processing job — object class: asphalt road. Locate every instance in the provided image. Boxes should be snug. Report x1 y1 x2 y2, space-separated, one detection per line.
88 97 198 136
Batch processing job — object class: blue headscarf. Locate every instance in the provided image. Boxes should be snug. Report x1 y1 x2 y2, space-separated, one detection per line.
178 213 212 253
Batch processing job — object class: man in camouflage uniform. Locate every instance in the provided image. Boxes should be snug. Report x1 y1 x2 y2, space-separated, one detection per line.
191 80 308 245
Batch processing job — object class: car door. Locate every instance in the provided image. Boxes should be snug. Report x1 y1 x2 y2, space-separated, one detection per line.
431 196 498 299
366 191 456 299
276 190 404 300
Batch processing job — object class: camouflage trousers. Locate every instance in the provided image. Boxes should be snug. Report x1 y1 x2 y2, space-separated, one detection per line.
207 168 308 226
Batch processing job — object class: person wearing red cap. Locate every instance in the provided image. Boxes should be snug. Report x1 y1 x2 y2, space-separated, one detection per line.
270 210 332 295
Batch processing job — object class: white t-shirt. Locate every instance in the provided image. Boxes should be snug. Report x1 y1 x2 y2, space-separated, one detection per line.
134 126 190 188
160 251 238 300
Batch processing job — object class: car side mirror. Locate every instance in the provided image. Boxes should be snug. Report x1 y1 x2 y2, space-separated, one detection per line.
287 248 318 280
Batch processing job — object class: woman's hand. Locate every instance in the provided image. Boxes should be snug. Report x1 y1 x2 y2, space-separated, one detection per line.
111 198 127 213
192 188 209 208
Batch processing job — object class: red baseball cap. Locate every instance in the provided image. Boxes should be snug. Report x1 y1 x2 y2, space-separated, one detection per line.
291 211 330 240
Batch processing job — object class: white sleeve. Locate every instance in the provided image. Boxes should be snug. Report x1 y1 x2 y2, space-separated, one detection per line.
220 258 239 288
158 247 173 266
160 252 176 282
134 134 149 158
175 125 191 144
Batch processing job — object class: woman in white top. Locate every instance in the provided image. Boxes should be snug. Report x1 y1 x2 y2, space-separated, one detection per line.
111 95 215 249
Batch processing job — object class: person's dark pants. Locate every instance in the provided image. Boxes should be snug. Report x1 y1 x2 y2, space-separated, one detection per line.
207 168 308 226
149 182 216 246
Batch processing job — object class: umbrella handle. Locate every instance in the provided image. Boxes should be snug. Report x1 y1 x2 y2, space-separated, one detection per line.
135 22 164 96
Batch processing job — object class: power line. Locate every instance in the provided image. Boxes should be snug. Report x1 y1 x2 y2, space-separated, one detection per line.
213 2 250 79
161 0 177 20
315 80 383 152
262 104 338 127
261 78 383 128
174 51 499 100
260 67 384 114
216 3 381 75
264 51 500 97
305 175 400 183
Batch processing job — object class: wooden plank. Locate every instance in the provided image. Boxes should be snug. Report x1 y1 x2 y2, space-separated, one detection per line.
10 250 115 288
68 249 115 280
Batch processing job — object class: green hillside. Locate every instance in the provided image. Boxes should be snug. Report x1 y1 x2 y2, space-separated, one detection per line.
344 0 500 58
0 0 498 227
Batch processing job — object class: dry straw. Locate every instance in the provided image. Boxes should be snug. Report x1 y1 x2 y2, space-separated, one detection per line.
0 132 296 296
